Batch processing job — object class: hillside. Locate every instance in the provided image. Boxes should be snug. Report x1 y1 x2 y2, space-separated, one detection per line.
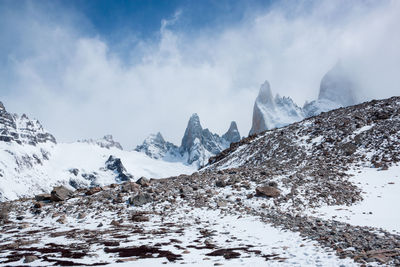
0 97 399 266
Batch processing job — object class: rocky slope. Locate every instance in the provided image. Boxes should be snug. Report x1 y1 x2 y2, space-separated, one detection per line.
0 96 399 266
0 101 56 145
250 63 360 135
136 114 241 167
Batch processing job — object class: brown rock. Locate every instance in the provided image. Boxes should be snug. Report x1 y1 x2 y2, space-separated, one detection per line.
255 186 281 198
51 186 74 202
35 194 51 202
85 187 102 196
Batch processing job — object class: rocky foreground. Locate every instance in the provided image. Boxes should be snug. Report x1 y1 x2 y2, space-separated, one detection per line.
1 96 400 266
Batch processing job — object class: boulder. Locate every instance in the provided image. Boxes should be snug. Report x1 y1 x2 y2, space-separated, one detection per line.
85 187 102 196
51 186 74 202
24 255 39 263
215 180 226 188
35 194 51 202
136 177 150 187
120 182 140 193
255 186 281 198
129 193 153 206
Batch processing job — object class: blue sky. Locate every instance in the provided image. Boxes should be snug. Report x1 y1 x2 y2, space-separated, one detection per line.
0 0 399 147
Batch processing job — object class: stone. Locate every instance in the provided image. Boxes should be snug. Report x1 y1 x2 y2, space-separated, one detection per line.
136 177 150 187
51 186 74 202
85 187 102 196
120 182 140 193
255 186 281 198
129 193 153 207
215 180 226 188
33 202 43 209
35 194 51 202
131 214 150 222
24 255 38 263
56 215 67 224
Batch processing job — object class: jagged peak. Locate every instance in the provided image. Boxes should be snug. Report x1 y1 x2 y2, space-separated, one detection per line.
222 121 241 144
256 80 274 106
318 62 357 107
0 101 5 111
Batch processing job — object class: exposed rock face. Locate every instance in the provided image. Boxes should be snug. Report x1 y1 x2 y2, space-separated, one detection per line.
134 132 180 160
0 101 56 145
249 81 304 135
78 135 123 150
180 114 227 166
250 64 360 134
105 156 133 182
136 114 241 167
222 121 241 144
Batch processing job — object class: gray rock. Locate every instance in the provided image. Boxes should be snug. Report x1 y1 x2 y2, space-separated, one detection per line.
255 186 281 198
51 186 74 202
129 193 153 206
24 255 38 263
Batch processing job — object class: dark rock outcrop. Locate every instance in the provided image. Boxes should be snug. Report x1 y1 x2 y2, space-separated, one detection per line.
105 156 133 182
51 186 74 202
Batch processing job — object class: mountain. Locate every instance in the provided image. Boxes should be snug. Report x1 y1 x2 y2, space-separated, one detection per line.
303 62 358 117
249 64 360 135
136 114 241 167
221 121 241 144
249 81 304 135
78 134 123 150
0 102 195 201
134 132 180 160
0 101 56 145
1 97 399 266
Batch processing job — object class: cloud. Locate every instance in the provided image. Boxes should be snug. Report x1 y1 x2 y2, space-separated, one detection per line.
1 0 399 147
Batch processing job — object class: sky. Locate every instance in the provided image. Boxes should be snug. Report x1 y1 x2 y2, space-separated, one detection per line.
0 0 399 148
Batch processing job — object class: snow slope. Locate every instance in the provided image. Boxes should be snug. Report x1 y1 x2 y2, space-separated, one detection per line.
0 141 196 201
309 165 400 234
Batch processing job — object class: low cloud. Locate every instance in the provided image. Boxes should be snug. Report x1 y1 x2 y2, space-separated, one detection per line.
1 0 399 147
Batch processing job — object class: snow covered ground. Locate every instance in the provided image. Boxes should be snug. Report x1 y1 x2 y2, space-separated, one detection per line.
0 141 196 201
309 164 400 234
1 201 358 267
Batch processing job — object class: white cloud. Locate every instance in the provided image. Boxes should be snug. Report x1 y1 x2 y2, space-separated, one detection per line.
1 0 399 147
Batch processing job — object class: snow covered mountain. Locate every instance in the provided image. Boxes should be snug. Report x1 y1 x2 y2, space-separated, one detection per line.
249 63 360 135
0 103 195 201
303 62 358 117
78 134 124 150
249 81 304 135
136 114 241 167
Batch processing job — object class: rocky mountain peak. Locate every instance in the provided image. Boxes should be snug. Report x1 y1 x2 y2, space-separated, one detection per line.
249 81 303 136
318 63 357 107
222 121 240 144
181 113 203 152
256 80 274 107
78 135 123 150
134 132 180 160
0 101 56 145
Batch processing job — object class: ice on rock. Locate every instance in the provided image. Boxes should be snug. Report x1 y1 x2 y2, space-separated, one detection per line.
249 81 303 135
222 121 241 144
134 132 180 160
78 134 123 150
136 114 241 168
250 63 360 134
